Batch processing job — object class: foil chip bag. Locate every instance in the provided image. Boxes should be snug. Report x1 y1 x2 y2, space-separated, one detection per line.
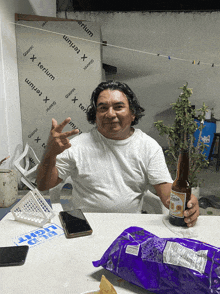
93 226 220 294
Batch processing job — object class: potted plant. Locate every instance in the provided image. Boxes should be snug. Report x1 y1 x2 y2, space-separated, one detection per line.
154 82 209 196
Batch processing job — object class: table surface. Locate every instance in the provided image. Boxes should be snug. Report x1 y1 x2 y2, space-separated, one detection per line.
0 203 220 294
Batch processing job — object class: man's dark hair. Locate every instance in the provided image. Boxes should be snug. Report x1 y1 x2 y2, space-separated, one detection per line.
87 80 145 126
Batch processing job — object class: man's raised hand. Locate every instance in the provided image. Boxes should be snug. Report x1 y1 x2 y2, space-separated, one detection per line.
46 117 79 157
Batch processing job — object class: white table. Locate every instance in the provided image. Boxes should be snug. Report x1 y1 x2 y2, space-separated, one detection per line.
0 203 220 294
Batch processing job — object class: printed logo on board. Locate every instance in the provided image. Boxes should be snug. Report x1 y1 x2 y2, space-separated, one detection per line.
13 223 64 248
201 135 210 144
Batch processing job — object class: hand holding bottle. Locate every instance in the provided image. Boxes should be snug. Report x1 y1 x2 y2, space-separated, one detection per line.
183 194 200 227
167 192 199 227
169 149 200 227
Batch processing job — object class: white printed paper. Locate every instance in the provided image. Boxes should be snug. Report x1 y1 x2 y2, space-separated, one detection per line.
163 241 208 274
125 244 140 256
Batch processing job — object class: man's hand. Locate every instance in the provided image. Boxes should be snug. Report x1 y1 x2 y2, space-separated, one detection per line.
154 183 199 227
183 194 200 227
46 117 79 157
36 117 79 191
166 193 199 227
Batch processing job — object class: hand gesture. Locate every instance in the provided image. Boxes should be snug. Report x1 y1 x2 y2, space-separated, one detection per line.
46 117 79 157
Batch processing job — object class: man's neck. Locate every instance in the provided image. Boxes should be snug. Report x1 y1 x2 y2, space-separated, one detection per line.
97 127 134 140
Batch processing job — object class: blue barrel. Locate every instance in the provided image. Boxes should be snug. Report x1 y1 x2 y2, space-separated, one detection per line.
193 118 216 159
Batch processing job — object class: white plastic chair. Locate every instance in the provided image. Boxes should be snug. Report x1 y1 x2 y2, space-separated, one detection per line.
49 178 73 203
14 143 40 190
13 143 73 204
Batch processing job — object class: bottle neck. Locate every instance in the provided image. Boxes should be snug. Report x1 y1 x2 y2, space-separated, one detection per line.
176 149 189 181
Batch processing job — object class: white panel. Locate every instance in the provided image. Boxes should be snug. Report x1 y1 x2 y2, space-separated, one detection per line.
15 20 103 160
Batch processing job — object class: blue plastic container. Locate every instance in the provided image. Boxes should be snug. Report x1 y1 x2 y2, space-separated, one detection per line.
193 118 216 159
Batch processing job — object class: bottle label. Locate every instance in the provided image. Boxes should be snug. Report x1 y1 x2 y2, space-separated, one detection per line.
169 190 186 218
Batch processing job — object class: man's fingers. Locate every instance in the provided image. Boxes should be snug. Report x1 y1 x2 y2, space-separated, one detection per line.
51 118 58 130
55 117 71 132
60 128 79 138
166 198 170 207
184 194 199 227
185 209 198 227
187 202 193 209
186 219 197 227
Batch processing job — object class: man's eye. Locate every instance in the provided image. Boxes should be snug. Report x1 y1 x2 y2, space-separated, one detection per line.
98 106 107 111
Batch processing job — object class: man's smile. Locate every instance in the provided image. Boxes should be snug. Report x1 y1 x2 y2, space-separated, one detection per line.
104 121 120 124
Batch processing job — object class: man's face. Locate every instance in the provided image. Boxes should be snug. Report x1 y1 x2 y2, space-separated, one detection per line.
95 89 135 140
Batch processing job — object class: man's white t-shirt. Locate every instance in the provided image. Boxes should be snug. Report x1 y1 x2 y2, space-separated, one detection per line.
56 127 173 213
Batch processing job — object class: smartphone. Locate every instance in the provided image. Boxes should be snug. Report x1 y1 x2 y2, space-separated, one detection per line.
0 245 29 267
59 209 93 239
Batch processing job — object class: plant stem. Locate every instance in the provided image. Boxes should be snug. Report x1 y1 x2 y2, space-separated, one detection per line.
0 156 10 166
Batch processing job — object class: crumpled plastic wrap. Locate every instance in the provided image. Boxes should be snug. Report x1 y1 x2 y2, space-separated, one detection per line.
93 226 220 294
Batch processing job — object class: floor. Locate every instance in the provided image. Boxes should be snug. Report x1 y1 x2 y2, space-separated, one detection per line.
192 159 220 215
196 161 219 197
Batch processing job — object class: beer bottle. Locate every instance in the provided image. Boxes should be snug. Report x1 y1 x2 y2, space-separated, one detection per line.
169 149 191 226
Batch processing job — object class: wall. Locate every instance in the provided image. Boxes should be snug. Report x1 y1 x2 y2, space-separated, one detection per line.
15 20 103 160
58 11 220 148
0 0 56 170
1 8 219 175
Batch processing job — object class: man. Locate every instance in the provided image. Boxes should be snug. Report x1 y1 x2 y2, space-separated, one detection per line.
36 81 199 227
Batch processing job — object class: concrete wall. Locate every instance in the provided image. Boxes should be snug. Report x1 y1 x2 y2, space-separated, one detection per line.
0 0 56 169
1 7 219 174
58 11 220 148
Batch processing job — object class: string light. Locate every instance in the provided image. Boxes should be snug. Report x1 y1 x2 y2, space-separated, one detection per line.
10 21 219 68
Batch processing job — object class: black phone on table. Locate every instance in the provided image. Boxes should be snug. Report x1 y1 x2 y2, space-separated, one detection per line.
0 245 29 267
59 209 93 239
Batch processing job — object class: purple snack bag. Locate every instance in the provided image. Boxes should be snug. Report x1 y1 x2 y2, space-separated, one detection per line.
93 226 220 294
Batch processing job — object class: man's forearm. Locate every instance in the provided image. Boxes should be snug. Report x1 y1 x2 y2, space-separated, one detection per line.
36 155 61 191
153 182 172 209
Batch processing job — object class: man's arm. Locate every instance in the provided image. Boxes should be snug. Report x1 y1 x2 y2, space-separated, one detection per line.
36 154 62 191
36 117 79 191
153 182 199 227
153 182 172 210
